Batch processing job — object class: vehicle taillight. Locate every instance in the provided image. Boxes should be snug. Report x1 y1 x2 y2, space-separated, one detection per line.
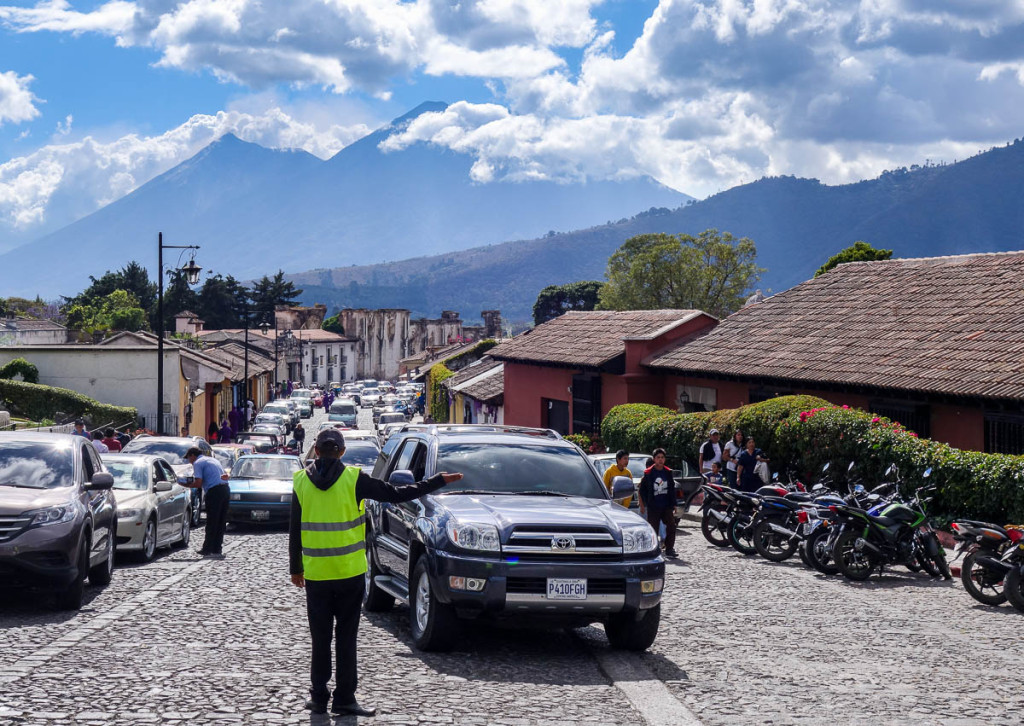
1009 529 1023 543
797 511 809 524
796 482 806 492
950 522 961 532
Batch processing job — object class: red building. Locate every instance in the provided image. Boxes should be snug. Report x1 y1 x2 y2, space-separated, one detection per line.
489 310 717 435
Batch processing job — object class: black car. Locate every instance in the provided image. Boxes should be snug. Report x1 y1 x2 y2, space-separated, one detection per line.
364 425 665 652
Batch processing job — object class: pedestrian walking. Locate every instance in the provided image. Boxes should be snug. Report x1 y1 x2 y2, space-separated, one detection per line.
289 429 463 716
734 437 769 493
207 420 219 442
183 447 230 558
698 428 723 475
638 448 677 558
218 419 234 444
72 419 91 439
293 422 306 451
100 428 122 452
723 429 743 487
603 449 633 508
229 405 242 434
246 399 254 429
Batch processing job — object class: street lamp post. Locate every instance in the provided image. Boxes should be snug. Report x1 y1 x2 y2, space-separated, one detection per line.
259 316 278 399
156 233 201 435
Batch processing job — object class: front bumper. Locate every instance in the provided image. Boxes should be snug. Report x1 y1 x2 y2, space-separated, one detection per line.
227 501 290 524
115 514 150 550
427 549 665 617
0 520 82 589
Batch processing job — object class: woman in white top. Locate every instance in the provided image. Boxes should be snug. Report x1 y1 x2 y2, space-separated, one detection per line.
722 429 743 488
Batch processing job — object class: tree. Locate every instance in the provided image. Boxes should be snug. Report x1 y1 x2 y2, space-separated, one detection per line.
532 281 603 326
250 271 303 319
815 241 893 277
65 289 148 335
322 312 345 335
162 269 200 331
598 229 764 318
196 274 250 329
67 262 157 327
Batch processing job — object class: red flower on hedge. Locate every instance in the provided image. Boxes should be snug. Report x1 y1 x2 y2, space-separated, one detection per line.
871 417 880 423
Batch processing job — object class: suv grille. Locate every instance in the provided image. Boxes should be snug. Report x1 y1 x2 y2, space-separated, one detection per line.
0 514 33 543
507 577 626 594
503 526 621 561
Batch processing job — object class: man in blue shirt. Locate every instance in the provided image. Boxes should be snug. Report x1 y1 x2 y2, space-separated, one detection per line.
184 447 230 559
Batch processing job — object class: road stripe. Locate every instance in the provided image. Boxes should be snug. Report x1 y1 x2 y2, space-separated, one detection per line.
591 647 703 726
0 535 249 683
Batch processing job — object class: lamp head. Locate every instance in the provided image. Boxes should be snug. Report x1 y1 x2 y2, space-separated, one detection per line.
181 256 202 286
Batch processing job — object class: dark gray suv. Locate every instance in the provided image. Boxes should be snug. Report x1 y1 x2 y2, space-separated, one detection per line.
0 432 117 610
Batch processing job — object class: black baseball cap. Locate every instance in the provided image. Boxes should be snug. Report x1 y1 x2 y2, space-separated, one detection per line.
315 428 345 451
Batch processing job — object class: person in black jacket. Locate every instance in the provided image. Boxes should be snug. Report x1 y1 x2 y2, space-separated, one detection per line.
638 448 677 558
288 429 462 717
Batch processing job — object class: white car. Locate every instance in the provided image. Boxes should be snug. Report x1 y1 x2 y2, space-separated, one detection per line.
106 454 191 561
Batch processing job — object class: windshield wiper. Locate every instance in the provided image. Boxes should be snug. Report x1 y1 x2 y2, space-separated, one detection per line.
438 489 501 496
0 482 44 488
508 490 575 497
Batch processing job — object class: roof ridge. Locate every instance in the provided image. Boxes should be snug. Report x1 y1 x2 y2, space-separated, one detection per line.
843 249 1024 268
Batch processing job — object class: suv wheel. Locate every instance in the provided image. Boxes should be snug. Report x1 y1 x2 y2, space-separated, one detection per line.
56 539 88 610
89 530 115 586
605 604 660 651
409 558 457 651
363 542 394 612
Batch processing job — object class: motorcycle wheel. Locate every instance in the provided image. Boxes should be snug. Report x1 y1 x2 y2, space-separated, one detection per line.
752 519 798 562
914 549 940 577
1004 565 1024 614
959 551 1007 606
797 536 813 568
931 547 952 581
727 516 758 555
835 529 877 581
803 526 840 575
700 509 731 548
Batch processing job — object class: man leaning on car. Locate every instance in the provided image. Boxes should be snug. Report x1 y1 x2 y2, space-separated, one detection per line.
182 447 230 559
288 428 462 717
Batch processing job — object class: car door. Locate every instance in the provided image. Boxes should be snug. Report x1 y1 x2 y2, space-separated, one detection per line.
376 439 422 575
153 461 178 543
81 443 114 565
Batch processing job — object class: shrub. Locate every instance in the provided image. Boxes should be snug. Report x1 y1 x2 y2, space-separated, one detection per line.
564 433 591 449
0 357 39 384
427 364 454 423
0 379 137 426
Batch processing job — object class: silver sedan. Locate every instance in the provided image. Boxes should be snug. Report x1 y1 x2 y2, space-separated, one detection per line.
106 454 191 561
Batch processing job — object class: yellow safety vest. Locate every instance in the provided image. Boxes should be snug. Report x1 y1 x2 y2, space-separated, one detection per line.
293 466 366 581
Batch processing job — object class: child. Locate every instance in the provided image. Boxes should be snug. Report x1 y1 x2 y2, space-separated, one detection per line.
706 461 724 486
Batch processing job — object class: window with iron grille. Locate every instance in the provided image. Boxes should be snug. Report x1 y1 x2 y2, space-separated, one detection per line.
984 412 1024 455
748 386 793 404
868 400 931 439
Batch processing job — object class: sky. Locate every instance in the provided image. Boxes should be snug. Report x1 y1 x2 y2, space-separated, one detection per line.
1 0 1023 250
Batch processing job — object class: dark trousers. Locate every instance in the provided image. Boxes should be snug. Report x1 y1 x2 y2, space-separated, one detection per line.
305 576 365 705
725 469 737 487
201 484 229 554
647 506 676 552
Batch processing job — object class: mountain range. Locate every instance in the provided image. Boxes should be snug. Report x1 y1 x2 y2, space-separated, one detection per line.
0 102 688 298
285 138 1024 321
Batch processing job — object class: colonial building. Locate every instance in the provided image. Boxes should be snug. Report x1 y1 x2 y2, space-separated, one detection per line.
0 317 68 345
443 357 504 424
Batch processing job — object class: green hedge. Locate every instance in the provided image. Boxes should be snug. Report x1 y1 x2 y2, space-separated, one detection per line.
0 379 137 427
601 396 1024 524
427 364 454 423
0 357 39 384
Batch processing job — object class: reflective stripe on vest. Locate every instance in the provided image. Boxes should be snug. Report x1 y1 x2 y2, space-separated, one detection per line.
293 466 366 581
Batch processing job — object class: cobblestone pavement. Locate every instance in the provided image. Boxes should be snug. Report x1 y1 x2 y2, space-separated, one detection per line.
1 407 1021 725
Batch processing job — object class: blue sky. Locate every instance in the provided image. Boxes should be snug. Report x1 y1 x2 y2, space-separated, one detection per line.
1 1 1023 250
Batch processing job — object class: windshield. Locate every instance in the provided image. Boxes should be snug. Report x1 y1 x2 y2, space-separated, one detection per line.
107 459 150 490
213 449 237 468
363 388 380 397
331 404 357 415
593 457 650 478
343 443 380 469
122 440 190 465
237 436 277 452
0 440 75 489
231 457 301 479
264 405 289 416
436 443 607 498
379 414 405 424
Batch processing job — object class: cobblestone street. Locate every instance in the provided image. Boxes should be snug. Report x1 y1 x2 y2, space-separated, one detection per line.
0 410 1021 725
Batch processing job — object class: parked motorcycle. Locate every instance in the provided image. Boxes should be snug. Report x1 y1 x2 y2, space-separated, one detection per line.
950 519 1021 606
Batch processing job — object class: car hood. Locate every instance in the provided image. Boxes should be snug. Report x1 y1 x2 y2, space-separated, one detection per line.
0 486 74 515
227 477 294 494
112 489 151 508
434 493 645 533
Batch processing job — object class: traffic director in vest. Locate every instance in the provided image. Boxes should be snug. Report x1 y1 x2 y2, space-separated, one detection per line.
289 428 462 717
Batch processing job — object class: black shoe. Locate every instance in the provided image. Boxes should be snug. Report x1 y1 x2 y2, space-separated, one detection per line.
305 699 327 714
666 549 678 558
331 701 376 717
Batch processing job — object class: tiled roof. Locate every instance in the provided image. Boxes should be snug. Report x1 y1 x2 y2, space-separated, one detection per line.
198 328 356 344
646 251 1024 401
489 310 704 369
459 365 504 404
1 317 66 331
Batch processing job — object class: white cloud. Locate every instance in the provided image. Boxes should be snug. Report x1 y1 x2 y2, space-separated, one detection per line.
0 106 370 234
54 113 72 136
0 70 42 126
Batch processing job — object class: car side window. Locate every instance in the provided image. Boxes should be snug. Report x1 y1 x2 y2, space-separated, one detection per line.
82 444 99 480
392 440 418 475
155 461 172 482
408 443 427 481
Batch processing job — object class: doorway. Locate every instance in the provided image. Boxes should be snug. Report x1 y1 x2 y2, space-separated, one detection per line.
542 398 569 435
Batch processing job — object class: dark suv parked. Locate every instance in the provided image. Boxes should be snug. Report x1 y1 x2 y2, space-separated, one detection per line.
0 432 117 609
364 425 665 651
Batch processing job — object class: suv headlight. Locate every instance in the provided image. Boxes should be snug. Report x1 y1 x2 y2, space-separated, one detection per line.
622 524 658 554
29 503 78 528
445 520 500 552
117 508 144 519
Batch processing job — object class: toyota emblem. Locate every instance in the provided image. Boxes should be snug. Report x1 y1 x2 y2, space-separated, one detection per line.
551 536 576 552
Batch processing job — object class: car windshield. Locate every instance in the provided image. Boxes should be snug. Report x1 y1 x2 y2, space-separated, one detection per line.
213 449 236 468
0 440 75 489
237 436 277 452
122 440 190 464
264 405 289 416
436 443 607 498
363 388 380 397
379 414 405 424
106 459 150 490
343 443 380 469
231 457 301 479
594 457 650 478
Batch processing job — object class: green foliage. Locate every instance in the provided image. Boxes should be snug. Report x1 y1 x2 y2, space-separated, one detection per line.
602 397 1024 523
564 433 592 449
0 358 39 384
532 281 603 326
322 313 345 335
196 274 250 329
250 271 303 319
65 289 149 335
66 262 158 327
427 364 454 423
815 241 893 277
444 339 498 370
598 229 764 318
0 379 137 426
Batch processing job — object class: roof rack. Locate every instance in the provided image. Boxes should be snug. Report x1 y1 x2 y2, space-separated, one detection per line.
419 424 562 440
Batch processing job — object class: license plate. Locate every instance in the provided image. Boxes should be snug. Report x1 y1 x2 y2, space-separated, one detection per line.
251 510 270 521
547 578 587 600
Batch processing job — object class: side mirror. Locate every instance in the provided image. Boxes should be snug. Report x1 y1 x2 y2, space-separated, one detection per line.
923 467 932 478
154 480 173 493
821 462 830 473
388 469 416 486
610 475 635 501
885 464 895 477
847 461 855 472
87 472 114 490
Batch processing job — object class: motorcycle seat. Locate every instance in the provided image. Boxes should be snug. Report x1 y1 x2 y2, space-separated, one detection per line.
761 496 801 510
784 492 814 502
